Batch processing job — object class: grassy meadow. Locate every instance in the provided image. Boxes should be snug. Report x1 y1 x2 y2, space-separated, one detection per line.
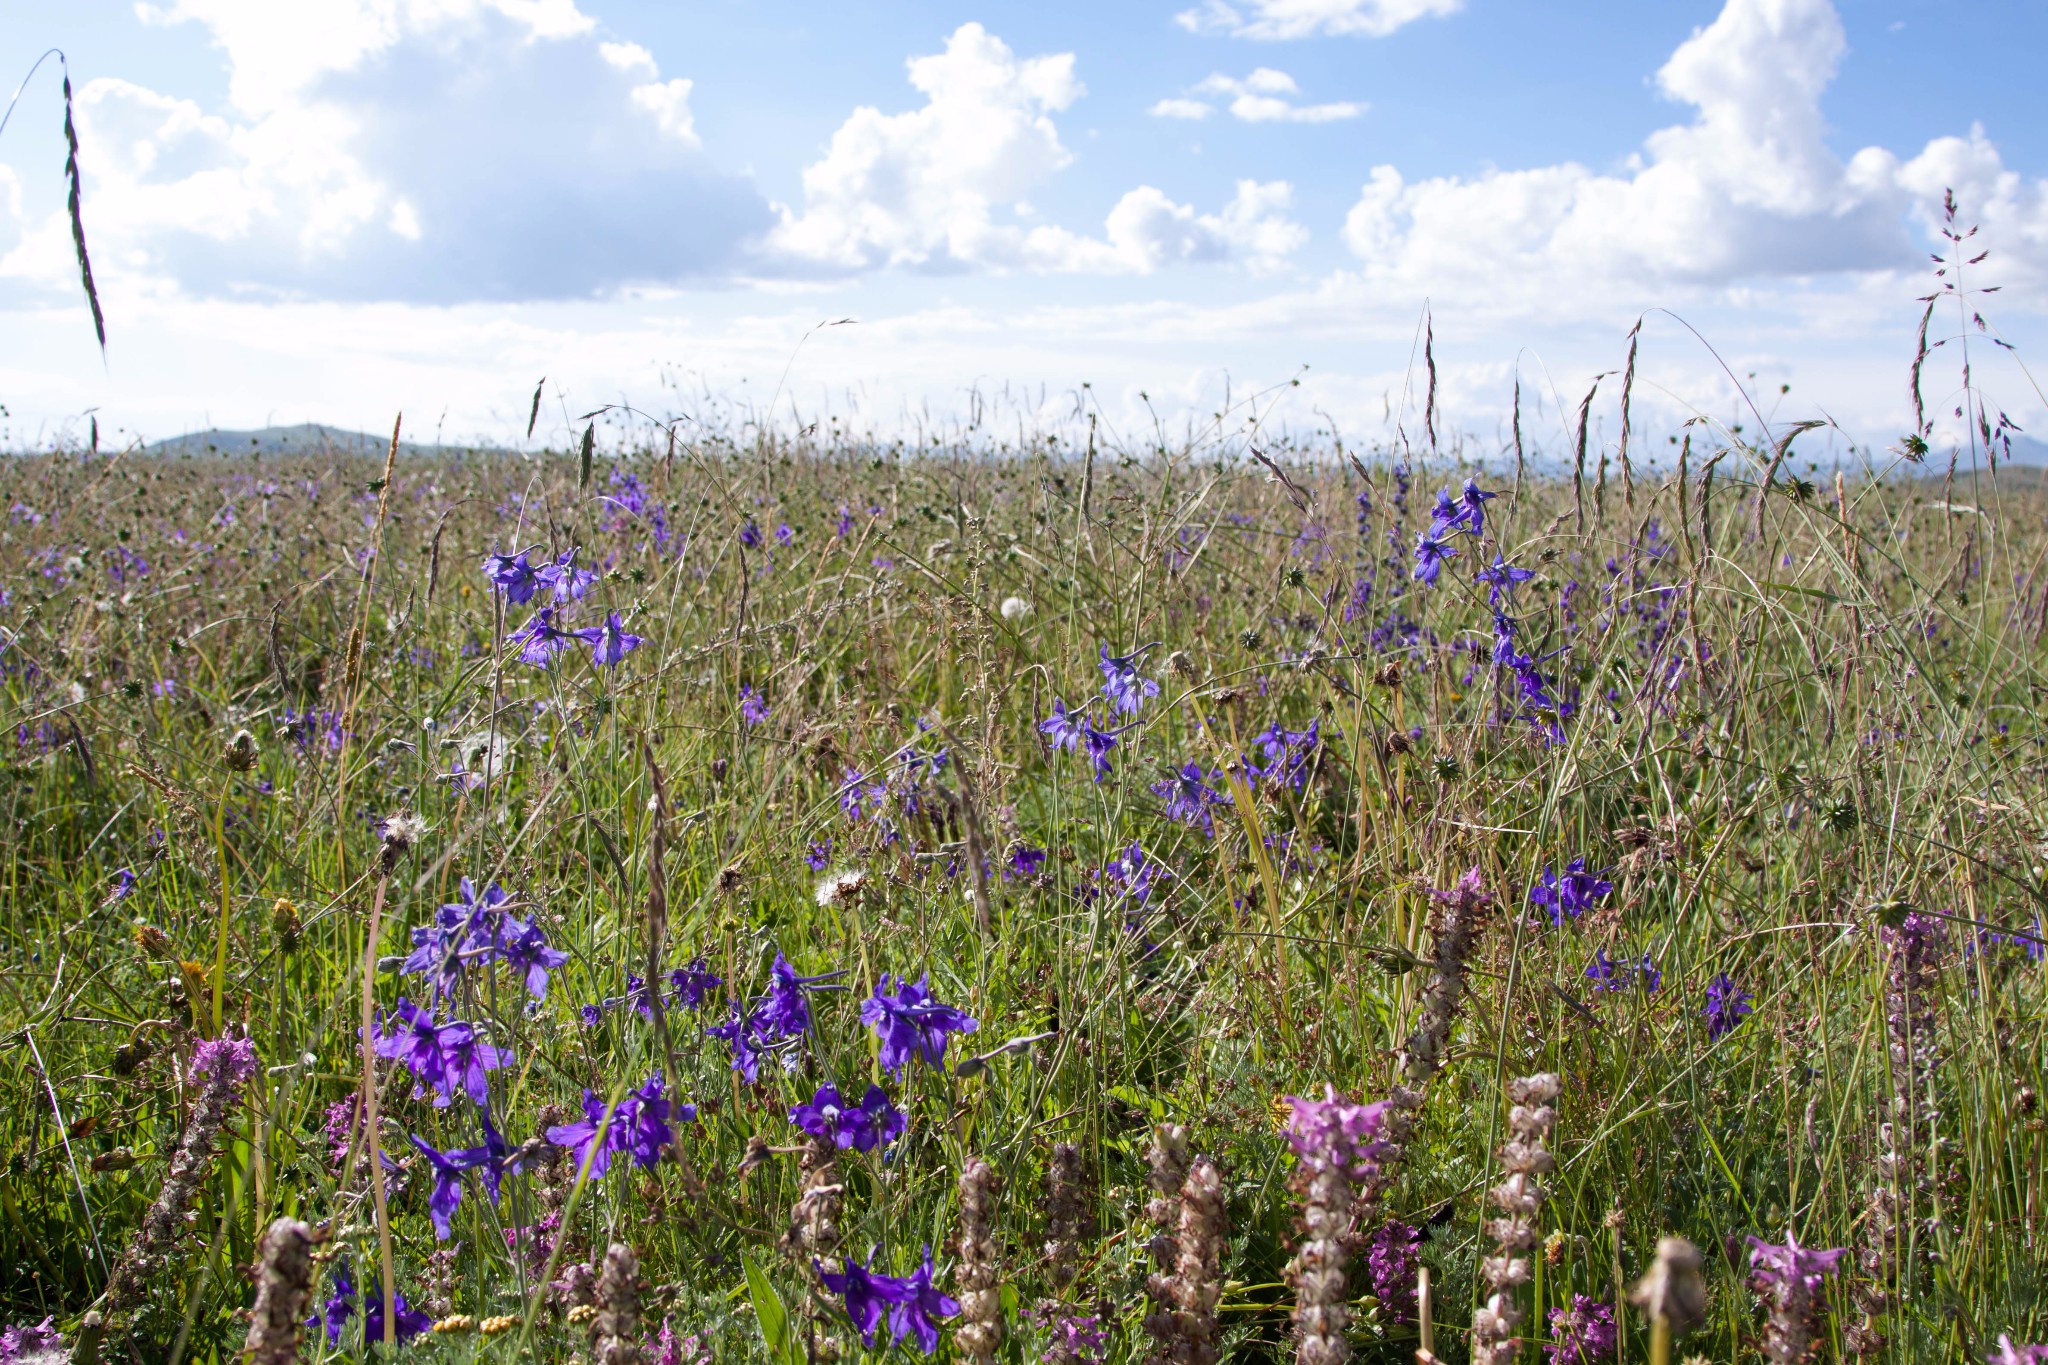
0 388 2044 1364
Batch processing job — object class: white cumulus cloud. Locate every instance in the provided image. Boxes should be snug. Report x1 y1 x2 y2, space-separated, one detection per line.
770 24 1306 276
1174 0 1462 40
1152 68 1366 123
1337 0 2048 315
0 0 762 302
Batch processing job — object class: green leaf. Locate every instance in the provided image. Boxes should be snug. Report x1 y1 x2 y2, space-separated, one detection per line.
742 1251 801 1365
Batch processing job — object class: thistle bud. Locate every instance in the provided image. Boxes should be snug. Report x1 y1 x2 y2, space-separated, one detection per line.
224 728 260 771
1631 1236 1708 1335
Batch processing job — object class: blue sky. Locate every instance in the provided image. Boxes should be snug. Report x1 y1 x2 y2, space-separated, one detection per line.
0 0 2041 457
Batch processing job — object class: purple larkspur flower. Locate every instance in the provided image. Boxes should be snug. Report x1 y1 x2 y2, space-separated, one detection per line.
313 1259 432 1348
483 550 541 605
544 1075 689 1178
1585 948 1660 993
1005 844 1046 879
817 1252 908 1349
408 1133 479 1239
1529 857 1613 925
1152 761 1226 835
739 685 770 726
805 839 833 872
1082 719 1120 782
1477 555 1535 607
1428 486 1463 536
373 998 508 1107
740 519 763 548
1251 719 1321 791
706 1004 765 1081
1456 479 1498 535
1704 973 1754 1040
887 1247 962 1355
861 974 978 1076
1412 531 1458 585
668 957 723 1009
789 1082 907 1152
536 548 596 602
753 952 842 1039
1038 697 1087 751
493 911 568 998
577 611 643 668
839 767 886 822
1098 644 1161 715
1101 841 1164 909
506 606 579 666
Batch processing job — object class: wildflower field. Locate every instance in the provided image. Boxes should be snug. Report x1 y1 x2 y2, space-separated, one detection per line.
1 375 2045 1365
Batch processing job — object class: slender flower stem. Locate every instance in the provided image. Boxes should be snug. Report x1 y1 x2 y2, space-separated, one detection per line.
361 873 397 1348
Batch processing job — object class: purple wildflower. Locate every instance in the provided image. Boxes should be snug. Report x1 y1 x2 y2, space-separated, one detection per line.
493 912 569 999
1081 719 1120 782
838 767 886 822
668 958 723 1009
1529 857 1614 925
1586 948 1660 993
887 1247 962 1355
1005 844 1046 879
577 612 643 668
861 973 978 1076
1457 479 1498 535
1038 697 1087 751
1152 762 1226 835
536 548 596 602
483 550 541 605
372 998 508 1107
1368 1221 1421 1324
1412 531 1457 585
1283 1087 1396 1183
505 606 579 667
817 1253 909 1349
706 1005 765 1081
789 1083 907 1153
1251 719 1322 791
545 1075 689 1178
314 1260 432 1348
1098 644 1161 715
1704 973 1754 1040
0 1317 63 1360
1476 556 1535 607
1547 1294 1618 1365
740 520 763 548
1993 1338 2048 1365
407 1134 478 1239
1428 486 1464 536
805 839 833 871
753 952 842 1039
738 685 770 726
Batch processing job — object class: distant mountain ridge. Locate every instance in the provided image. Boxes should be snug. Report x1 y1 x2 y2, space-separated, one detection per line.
144 422 506 457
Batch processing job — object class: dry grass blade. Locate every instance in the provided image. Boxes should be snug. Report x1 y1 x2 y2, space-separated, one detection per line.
62 67 105 353
0 50 105 352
